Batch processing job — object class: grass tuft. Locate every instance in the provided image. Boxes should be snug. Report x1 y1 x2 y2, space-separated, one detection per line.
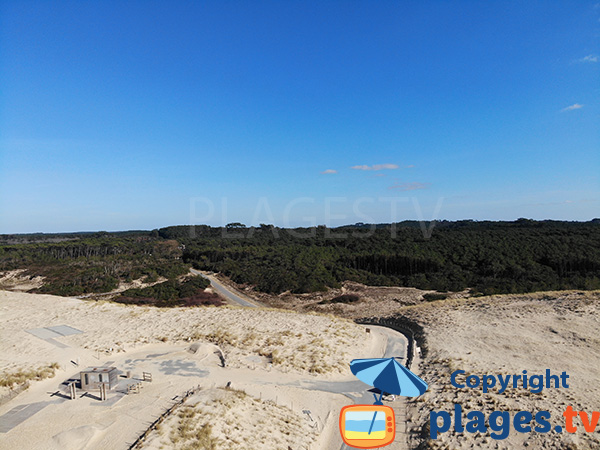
0 363 60 388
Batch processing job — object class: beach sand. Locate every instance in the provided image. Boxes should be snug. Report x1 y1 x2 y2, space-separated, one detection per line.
0 290 386 450
401 291 600 449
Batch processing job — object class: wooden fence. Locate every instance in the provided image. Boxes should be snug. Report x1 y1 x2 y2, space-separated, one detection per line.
128 385 202 450
0 382 30 407
355 315 425 369
355 315 429 449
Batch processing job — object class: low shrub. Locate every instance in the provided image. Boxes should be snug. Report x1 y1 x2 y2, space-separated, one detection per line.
319 294 360 304
114 277 222 307
0 363 60 388
422 293 448 302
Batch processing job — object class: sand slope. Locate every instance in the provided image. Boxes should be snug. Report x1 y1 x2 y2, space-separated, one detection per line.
0 290 385 450
0 290 368 376
400 291 600 449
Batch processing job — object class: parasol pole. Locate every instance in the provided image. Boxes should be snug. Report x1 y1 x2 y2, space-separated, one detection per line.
372 392 383 405
368 392 384 435
367 410 378 435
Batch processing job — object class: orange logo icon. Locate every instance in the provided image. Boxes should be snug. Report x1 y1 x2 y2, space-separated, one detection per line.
339 404 396 448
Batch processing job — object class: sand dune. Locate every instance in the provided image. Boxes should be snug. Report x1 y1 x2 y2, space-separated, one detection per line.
0 290 386 450
0 290 369 377
401 291 600 449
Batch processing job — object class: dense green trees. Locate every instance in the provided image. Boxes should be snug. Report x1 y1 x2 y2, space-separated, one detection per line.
176 220 600 295
2 220 599 297
115 276 220 307
0 235 188 296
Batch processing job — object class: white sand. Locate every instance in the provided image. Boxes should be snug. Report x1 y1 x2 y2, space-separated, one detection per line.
142 388 319 450
403 291 600 450
0 290 386 450
0 269 44 292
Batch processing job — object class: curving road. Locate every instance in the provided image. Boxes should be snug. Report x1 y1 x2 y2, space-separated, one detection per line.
269 326 409 450
336 327 408 450
190 269 261 308
190 269 410 449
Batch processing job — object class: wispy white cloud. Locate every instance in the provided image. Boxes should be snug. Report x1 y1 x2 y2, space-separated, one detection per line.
579 54 598 63
320 169 337 174
388 182 430 191
561 103 584 112
405 164 415 168
351 163 399 171
528 199 578 207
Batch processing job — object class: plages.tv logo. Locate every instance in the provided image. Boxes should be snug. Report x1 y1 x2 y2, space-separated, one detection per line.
339 357 428 449
430 369 600 440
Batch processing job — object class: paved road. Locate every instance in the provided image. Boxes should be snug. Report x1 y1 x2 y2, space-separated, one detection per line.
339 327 408 450
301 328 406 398
190 270 409 448
290 326 408 450
190 269 260 308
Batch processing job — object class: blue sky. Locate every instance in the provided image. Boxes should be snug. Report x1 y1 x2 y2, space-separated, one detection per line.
1 1 598 233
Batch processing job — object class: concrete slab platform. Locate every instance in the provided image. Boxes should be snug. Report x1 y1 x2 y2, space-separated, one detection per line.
26 325 83 348
0 402 52 433
26 328 62 340
46 325 83 336
89 393 126 407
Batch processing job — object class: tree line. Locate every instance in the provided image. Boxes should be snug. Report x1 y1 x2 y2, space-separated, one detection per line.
0 236 187 296
1 219 599 297
172 220 600 295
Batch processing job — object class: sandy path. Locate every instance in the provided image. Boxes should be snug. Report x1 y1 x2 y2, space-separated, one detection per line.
190 269 262 307
0 290 402 450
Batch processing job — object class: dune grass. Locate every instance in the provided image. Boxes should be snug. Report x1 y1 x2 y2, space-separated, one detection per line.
0 363 60 388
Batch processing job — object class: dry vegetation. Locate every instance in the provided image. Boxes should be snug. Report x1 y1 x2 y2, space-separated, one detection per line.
235 278 466 319
0 362 60 400
397 291 600 450
0 363 60 388
194 318 360 374
0 291 368 376
144 388 316 450
116 305 365 374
